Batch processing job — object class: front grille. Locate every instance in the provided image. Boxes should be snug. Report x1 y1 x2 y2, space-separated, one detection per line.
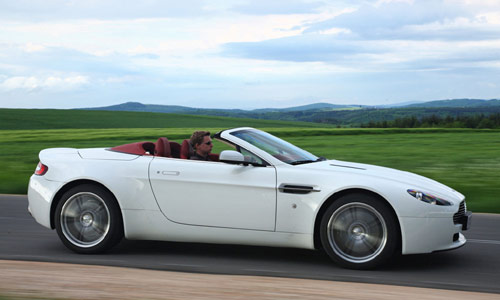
453 201 466 224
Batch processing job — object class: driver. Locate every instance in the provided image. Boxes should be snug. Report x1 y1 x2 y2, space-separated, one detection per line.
189 131 214 161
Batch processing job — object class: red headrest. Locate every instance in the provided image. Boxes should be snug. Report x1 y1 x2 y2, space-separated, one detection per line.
155 137 171 157
180 139 194 159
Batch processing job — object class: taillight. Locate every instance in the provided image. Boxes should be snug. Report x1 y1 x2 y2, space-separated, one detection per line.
35 162 48 176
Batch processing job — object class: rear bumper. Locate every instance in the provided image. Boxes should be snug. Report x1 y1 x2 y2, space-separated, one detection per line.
27 175 63 229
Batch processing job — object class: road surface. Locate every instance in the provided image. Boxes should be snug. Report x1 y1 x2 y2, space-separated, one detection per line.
1 194 499 294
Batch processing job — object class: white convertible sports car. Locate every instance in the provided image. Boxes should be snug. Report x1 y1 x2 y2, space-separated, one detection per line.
27 127 471 269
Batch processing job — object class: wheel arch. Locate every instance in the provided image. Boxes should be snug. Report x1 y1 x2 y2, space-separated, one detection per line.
50 179 122 229
313 188 402 252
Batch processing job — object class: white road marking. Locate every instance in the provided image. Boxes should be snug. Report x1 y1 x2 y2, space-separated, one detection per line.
161 263 205 268
0 217 32 220
468 239 500 245
243 269 286 273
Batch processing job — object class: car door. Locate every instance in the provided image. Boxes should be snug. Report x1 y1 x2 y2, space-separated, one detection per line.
149 157 277 231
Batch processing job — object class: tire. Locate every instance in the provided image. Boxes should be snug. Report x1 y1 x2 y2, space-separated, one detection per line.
320 193 400 269
55 184 123 254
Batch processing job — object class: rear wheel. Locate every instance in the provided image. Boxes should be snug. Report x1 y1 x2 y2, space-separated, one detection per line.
320 193 399 269
55 184 123 253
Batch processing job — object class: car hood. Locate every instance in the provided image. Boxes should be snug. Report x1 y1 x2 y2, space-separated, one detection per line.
301 159 464 201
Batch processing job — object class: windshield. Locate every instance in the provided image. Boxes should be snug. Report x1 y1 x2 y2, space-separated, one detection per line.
230 129 319 165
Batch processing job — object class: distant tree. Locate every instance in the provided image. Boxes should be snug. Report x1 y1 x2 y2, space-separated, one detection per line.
360 112 500 129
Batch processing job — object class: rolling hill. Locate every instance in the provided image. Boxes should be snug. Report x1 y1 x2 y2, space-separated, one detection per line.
75 99 500 127
3 99 500 130
405 99 500 108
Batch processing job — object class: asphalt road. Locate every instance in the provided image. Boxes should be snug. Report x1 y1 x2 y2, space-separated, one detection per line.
1 194 499 294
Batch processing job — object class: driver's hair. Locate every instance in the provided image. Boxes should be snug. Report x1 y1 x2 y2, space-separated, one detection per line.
190 131 211 148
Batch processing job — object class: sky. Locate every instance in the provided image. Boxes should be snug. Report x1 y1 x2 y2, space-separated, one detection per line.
1 0 500 109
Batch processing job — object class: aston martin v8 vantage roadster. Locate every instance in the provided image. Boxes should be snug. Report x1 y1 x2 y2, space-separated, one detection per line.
27 127 471 269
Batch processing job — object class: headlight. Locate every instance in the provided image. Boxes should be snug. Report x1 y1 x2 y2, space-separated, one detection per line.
407 189 452 206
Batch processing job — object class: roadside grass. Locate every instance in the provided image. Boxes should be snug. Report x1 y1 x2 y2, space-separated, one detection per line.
0 294 58 300
1 127 499 213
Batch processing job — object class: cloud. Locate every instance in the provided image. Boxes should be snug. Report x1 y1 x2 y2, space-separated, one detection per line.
302 0 500 41
0 75 88 91
0 0 210 21
222 33 378 62
304 1 466 34
23 42 46 52
230 0 325 15
0 44 150 76
220 0 500 72
131 53 160 60
1 0 500 109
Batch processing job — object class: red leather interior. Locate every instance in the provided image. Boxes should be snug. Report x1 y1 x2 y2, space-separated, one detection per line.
110 138 216 160
169 141 181 158
155 137 171 157
110 141 156 156
180 139 194 159
209 153 220 161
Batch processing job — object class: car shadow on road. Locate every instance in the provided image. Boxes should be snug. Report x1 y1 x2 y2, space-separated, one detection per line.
110 239 465 272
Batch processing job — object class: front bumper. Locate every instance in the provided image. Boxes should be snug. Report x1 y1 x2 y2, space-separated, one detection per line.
400 212 471 255
458 211 472 231
453 200 472 231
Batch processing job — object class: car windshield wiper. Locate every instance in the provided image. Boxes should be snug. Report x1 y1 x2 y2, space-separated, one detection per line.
290 160 315 165
290 157 327 165
289 158 321 165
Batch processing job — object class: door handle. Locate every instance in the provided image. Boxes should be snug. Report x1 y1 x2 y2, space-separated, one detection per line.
157 171 180 176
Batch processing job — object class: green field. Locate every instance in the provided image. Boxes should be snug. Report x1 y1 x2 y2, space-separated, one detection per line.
1 109 499 213
0 108 333 130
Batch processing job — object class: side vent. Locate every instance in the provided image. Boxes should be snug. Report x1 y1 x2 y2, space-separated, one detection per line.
279 184 320 194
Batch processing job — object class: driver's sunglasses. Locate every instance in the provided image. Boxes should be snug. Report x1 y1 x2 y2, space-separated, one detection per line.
204 141 212 145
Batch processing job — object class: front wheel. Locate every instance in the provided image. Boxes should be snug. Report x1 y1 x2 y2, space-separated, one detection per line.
320 193 400 269
55 184 123 254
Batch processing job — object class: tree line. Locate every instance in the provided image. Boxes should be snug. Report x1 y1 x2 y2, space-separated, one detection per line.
360 113 500 129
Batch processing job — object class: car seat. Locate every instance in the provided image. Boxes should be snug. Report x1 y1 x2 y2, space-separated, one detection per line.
155 137 171 157
169 141 181 158
180 139 194 159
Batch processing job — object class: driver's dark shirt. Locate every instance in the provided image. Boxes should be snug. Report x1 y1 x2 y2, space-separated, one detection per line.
190 152 212 161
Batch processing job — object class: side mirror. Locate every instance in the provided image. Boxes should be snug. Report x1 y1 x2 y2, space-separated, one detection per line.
219 150 245 164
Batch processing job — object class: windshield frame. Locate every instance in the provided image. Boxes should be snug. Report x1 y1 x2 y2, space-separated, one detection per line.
226 128 319 165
